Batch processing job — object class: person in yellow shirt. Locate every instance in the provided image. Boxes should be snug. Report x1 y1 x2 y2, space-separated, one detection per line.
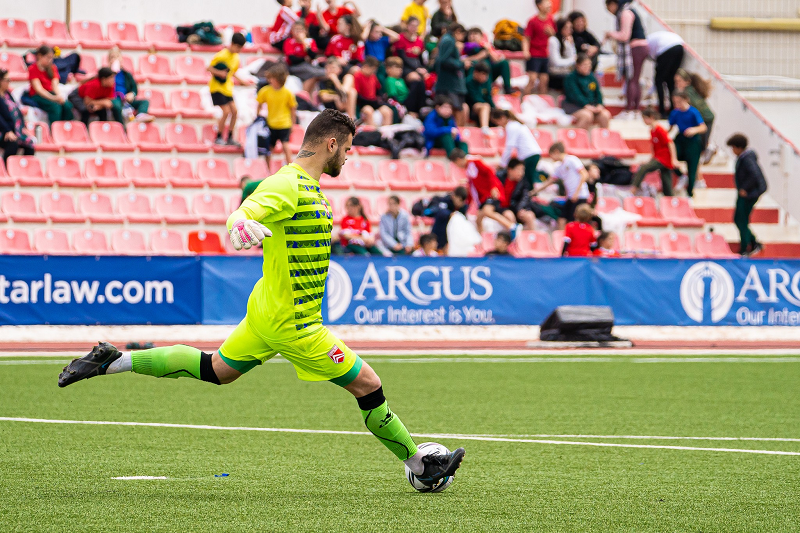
256 63 298 167
401 0 430 36
207 32 252 146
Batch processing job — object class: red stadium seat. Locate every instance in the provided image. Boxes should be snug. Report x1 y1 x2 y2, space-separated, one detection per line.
2 191 46 222
414 160 456 191
85 157 127 187
623 196 668 227
52 121 96 151
170 89 212 119
510 62 524 78
118 192 161 223
234 158 269 180
34 229 71 254
595 196 622 214
532 129 553 155
73 229 110 255
126 122 172 152
193 193 229 224
357 196 379 224
379 160 421 191
449 162 468 186
89 121 134 151
480 232 497 254
592 128 636 159
70 20 112 49
26 122 59 152
161 157 200 187
557 128 601 159
188 230 225 254
0 228 32 254
40 191 85 223
47 156 89 187
460 127 497 157
6 155 52 187
552 229 565 255
0 159 11 187
138 53 178 83
515 231 557 257
143 23 187 51
493 94 522 114
198 158 235 187
624 231 658 256
107 21 149 50
250 25 280 53
122 157 164 187
0 52 28 81
660 231 698 259
175 55 208 84
150 229 186 254
101 54 135 76
111 229 148 254
154 193 199 224
286 125 306 153
659 197 705 228
343 160 383 190
319 170 351 190
164 123 207 152
0 18 36 47
77 54 98 81
33 19 77 47
200 124 241 154
78 191 124 224
374 195 409 215
139 88 177 118
695 232 737 258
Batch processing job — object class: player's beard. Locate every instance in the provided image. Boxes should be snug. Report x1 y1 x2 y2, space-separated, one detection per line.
322 146 346 177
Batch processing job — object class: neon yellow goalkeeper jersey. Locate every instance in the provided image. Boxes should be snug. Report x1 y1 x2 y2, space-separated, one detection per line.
229 163 333 342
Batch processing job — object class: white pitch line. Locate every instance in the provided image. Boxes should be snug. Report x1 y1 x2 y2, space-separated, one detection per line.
0 417 798 456
463 434 800 443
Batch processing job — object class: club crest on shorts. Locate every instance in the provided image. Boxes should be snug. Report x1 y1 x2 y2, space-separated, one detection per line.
327 345 345 364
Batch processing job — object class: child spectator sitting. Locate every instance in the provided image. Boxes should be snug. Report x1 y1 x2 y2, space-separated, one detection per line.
524 0 556 95
69 67 116 125
465 62 495 135
208 32 252 147
548 18 577 91
592 231 620 257
325 15 365 71
256 64 298 167
347 57 394 126
492 108 542 188
434 24 470 127
449 149 517 234
424 95 467 157
539 142 590 225
296 0 326 48
562 54 610 129
340 197 382 255
322 0 360 37
379 195 415 255
384 57 426 117
284 21 326 94
669 90 707 197
401 0 430 36
413 233 440 256
269 0 300 49
27 45 73 125
412 186 469 251
674 68 715 163
562 203 596 256
568 11 601 71
107 46 152 124
395 17 428 81
362 20 400 63
633 108 678 196
464 27 514 95
0 69 35 163
485 231 513 256
503 158 537 231
318 58 348 112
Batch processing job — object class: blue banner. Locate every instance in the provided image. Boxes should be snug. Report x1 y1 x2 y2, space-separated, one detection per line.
0 255 202 325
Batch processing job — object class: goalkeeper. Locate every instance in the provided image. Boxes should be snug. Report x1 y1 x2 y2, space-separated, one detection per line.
57 109 464 488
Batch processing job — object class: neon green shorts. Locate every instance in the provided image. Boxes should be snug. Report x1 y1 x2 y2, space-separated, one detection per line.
218 318 361 385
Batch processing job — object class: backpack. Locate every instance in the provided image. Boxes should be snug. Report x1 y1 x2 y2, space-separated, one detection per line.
493 20 524 52
592 156 633 186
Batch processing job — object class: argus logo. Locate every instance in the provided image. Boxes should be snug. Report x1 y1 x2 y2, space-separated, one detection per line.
327 261 352 322
680 262 735 323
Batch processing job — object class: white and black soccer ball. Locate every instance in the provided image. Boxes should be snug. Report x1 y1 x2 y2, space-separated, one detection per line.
405 442 455 493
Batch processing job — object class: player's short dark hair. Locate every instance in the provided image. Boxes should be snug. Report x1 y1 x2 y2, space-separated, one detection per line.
231 32 247 47
642 108 659 119
507 157 524 169
448 148 467 162
472 62 490 75
568 11 587 24
453 186 469 201
97 67 114 79
449 23 466 34
434 94 453 108
363 56 380 69
548 141 565 154
302 109 356 148
726 133 748 150
419 233 438 248
496 232 512 245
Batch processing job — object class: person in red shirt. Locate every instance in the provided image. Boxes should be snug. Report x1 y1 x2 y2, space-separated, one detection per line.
69 67 116 125
394 17 427 80
449 149 518 233
592 232 621 257
269 0 300 48
563 203 597 256
325 16 365 68
284 22 327 93
524 0 556 95
28 45 73 125
322 0 360 36
346 57 393 126
296 0 326 49
340 196 382 255
633 107 679 196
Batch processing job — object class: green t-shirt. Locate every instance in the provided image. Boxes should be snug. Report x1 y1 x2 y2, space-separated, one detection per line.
465 74 494 106
241 179 263 204
384 76 409 103
685 86 714 124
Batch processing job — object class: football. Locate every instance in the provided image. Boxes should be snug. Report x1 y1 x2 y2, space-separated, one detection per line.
404 442 455 493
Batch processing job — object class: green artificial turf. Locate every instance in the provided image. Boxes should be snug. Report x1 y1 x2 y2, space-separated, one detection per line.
1 354 799 532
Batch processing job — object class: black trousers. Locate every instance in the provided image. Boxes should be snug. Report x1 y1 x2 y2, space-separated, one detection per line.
2 139 34 163
655 45 684 116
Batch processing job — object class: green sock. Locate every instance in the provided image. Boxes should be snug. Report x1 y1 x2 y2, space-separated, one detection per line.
359 388 418 461
131 345 203 380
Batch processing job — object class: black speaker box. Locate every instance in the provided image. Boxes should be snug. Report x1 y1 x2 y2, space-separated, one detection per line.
540 306 617 342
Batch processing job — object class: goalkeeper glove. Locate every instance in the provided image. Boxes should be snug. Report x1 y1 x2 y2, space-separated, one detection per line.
229 219 272 250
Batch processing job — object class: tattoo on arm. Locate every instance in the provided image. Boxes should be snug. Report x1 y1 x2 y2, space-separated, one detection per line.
297 150 316 158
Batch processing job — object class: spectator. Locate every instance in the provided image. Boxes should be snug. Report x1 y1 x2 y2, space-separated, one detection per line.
430 0 457 40
434 24 469 127
568 11 601 72
540 142 590 225
296 0 327 48
412 186 469 251
548 18 577 91
523 0 556 95
413 233 439 256
465 62 494 134
592 232 620 257
401 0 430 36
240 175 261 204
605 0 647 119
256 63 298 167
727 134 767 256
491 108 542 189
449 149 517 234
269 0 300 49
27 45 73 125
318 57 348 111
69 67 116 125
647 31 684 118
208 32 250 147
633 108 678 196
423 95 467 156
107 46 152 124
325 15 365 70
384 56 426 117
669 90 707 197
675 68 715 163
363 20 400 63
502 158 538 231
284 21 326 94
485 232 512 256
562 203 596 256
0 69 34 163
348 57 394 126
340 197 382 255
464 27 514 95
322 0 359 34
379 195 415 255
395 17 428 81
562 54 611 129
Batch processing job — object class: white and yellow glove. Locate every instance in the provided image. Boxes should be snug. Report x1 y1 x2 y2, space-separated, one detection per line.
228 219 272 250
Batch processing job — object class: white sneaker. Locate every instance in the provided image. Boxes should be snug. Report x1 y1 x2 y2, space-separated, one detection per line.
481 126 494 137
677 174 689 190
135 113 155 123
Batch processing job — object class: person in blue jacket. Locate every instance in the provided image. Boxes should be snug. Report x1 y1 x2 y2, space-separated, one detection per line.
423 95 468 156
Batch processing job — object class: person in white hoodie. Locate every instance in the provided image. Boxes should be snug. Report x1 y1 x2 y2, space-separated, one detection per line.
491 108 542 189
548 18 577 91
